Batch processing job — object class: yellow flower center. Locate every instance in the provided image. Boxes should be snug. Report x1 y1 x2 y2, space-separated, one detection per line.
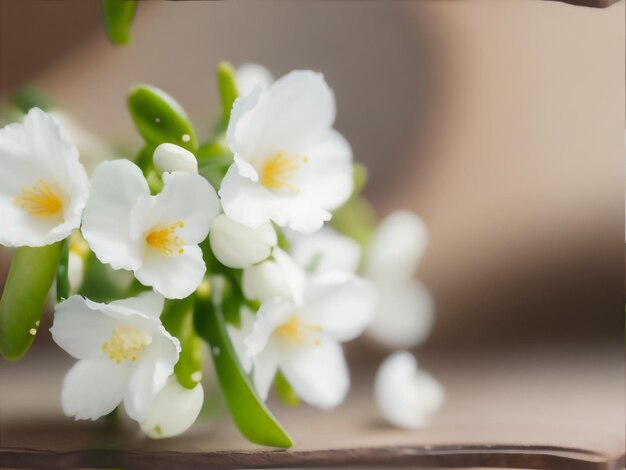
13 179 63 217
102 326 152 363
146 221 185 256
275 315 321 346
260 151 308 192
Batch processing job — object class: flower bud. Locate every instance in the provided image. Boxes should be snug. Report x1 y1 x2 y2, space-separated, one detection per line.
209 214 277 269
242 260 292 302
140 376 204 439
153 143 198 174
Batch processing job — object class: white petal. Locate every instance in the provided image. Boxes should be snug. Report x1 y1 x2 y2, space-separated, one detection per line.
61 359 132 420
135 245 206 299
209 214 277 269
374 352 444 429
153 143 198 174
107 291 165 320
50 296 116 360
251 342 280 401
141 377 204 439
280 336 349 409
303 272 376 342
131 171 219 245
368 281 434 349
124 334 180 421
228 70 335 161
68 252 84 294
219 164 277 229
292 129 353 212
236 63 274 96
82 159 148 271
290 227 360 275
244 299 295 357
0 108 89 247
366 210 428 283
227 307 256 373
242 260 292 303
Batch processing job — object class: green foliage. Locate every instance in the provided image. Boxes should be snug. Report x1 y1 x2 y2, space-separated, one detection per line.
332 196 377 249
274 372 300 407
128 85 197 151
11 86 55 114
56 238 70 302
78 251 124 303
102 0 137 46
216 62 239 128
193 292 293 448
162 297 203 389
0 243 63 360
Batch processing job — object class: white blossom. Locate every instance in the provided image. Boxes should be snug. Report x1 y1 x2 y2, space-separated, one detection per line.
236 63 274 96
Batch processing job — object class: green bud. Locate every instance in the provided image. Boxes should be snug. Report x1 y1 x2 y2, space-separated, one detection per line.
102 0 137 46
128 85 197 150
217 62 239 128
0 243 63 361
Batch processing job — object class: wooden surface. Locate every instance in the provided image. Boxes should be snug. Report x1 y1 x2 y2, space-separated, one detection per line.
0 339 623 469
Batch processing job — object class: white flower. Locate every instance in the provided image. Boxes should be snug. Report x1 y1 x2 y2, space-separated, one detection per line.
219 70 353 233
140 376 204 439
82 160 220 299
365 211 434 348
289 227 361 275
50 292 180 422
153 143 198 175
244 249 375 409
236 63 274 96
0 108 89 247
209 214 277 269
374 351 444 429
227 307 256 373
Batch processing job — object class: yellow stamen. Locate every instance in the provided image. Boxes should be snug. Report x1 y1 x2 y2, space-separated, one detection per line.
13 179 63 217
260 151 308 192
102 326 152 363
275 315 321 346
146 221 185 256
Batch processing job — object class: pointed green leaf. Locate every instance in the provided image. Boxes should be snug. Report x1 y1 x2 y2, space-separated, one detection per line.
128 85 197 150
193 293 293 448
102 0 137 46
0 243 63 361
162 297 203 389
275 372 300 407
217 62 239 127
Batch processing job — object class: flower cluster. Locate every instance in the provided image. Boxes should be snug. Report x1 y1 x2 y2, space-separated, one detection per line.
0 63 442 444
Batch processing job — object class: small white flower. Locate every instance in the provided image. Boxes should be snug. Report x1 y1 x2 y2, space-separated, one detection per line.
289 227 361 275
209 213 277 269
236 63 274 96
244 249 375 409
82 160 220 299
50 292 181 422
140 376 204 439
0 108 89 247
219 70 354 233
366 211 434 348
153 143 198 175
374 351 444 429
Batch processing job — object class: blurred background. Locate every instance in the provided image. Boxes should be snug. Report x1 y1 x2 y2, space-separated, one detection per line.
2 0 622 349
0 0 624 461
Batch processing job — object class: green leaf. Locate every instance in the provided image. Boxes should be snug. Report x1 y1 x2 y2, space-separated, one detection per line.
217 62 239 127
274 224 291 252
128 85 197 150
11 86 55 114
198 155 232 190
102 0 137 46
352 162 368 198
274 372 300 407
332 196 377 249
221 277 243 327
193 293 293 448
0 243 63 361
162 297 203 389
56 238 70 302
78 251 123 303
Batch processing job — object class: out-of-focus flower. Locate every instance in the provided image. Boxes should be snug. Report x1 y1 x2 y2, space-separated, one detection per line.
0 108 89 247
82 160 220 299
236 63 274 96
244 249 375 409
50 111 113 174
219 70 353 233
153 143 198 175
288 227 361 275
209 214 277 269
50 292 180 422
140 375 204 439
374 351 444 429
227 307 256 373
365 211 434 348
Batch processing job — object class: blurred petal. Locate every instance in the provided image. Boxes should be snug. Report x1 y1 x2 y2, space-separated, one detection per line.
290 227 361 275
